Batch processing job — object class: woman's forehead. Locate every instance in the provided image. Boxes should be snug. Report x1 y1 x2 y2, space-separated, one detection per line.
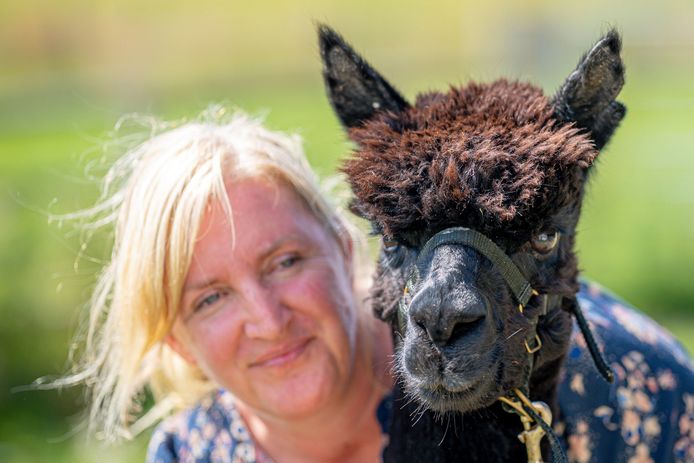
225 177 315 222
195 178 326 253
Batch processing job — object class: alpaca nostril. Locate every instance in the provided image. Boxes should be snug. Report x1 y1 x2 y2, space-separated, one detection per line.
418 312 486 347
447 315 485 346
415 320 427 333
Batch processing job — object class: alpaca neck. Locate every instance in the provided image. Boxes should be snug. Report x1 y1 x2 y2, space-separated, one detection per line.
384 370 563 463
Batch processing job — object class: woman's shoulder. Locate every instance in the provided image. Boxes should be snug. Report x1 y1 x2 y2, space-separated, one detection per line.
146 389 257 463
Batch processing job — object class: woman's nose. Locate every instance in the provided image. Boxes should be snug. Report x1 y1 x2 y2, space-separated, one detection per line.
242 283 290 339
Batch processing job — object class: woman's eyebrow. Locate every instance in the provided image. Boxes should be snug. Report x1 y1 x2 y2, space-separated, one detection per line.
183 277 221 294
256 233 308 261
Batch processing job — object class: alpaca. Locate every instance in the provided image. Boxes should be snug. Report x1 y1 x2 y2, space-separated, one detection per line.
318 26 694 463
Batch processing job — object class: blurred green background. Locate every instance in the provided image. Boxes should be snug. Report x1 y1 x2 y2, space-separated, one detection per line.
1 0 692 461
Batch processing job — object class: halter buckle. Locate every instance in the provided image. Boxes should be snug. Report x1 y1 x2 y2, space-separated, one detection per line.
518 289 540 314
524 334 543 354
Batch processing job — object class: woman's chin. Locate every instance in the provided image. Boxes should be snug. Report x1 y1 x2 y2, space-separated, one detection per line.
249 348 343 419
256 376 336 419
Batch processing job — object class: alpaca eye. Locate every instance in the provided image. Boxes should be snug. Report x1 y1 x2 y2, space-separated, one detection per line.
382 237 401 253
531 231 560 254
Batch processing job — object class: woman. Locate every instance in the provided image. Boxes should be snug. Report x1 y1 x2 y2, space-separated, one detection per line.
63 109 393 462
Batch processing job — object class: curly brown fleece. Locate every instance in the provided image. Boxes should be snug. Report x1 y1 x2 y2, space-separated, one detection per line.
343 79 597 240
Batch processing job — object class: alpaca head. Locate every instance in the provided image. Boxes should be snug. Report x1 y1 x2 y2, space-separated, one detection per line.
319 26 625 413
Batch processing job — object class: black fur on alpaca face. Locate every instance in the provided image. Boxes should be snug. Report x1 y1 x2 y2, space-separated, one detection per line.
319 26 625 413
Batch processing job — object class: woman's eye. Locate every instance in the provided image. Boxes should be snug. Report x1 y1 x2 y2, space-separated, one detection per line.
278 255 299 269
195 291 224 312
531 231 560 254
270 253 302 274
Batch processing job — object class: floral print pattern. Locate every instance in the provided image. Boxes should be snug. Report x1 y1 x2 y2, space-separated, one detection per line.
148 282 694 462
559 281 693 463
147 391 258 463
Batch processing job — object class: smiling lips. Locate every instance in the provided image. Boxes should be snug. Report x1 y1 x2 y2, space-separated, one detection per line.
250 338 313 368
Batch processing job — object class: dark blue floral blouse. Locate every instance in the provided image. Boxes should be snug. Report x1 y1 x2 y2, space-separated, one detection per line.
558 282 693 463
147 282 693 463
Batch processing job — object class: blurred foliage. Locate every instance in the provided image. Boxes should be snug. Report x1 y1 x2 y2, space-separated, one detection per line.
1 1 693 461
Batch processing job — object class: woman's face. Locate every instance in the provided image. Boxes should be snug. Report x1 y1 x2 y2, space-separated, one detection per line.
170 178 358 420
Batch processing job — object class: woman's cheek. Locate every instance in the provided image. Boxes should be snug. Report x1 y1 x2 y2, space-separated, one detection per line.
286 267 345 317
291 265 357 350
189 308 244 367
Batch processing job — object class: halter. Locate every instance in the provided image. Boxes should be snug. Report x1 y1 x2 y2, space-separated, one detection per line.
396 226 614 463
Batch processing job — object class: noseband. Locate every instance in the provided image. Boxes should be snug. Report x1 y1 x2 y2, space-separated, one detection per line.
396 226 614 463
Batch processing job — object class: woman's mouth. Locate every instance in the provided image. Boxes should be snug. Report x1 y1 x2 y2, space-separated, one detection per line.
250 338 313 368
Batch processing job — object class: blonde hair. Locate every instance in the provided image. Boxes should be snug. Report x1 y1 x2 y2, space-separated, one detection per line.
48 108 370 441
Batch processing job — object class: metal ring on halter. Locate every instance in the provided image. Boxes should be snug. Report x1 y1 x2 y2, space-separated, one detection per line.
524 334 543 354
518 289 540 314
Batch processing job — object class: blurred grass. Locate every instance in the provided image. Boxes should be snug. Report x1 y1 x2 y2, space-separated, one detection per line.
1 1 693 461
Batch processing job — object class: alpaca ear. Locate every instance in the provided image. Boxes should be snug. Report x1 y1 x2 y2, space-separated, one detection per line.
553 29 626 150
318 24 410 128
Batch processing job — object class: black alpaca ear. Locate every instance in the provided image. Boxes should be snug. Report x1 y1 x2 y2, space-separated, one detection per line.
553 29 626 150
318 24 410 128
